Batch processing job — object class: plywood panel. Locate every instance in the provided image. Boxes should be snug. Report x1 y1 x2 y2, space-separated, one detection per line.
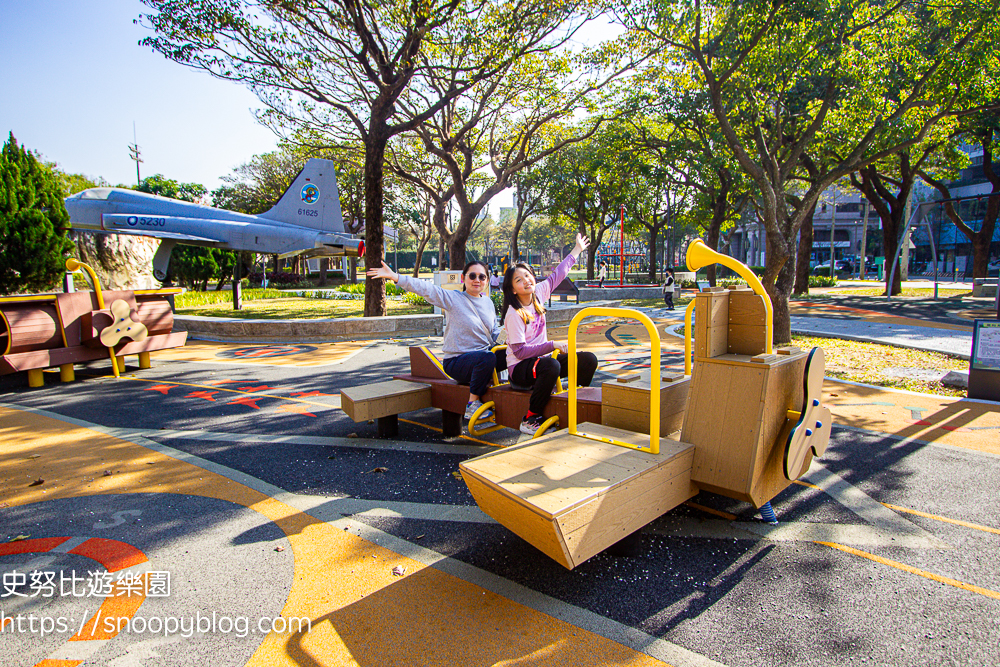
408 346 451 380
562 471 697 567
462 471 572 568
684 359 767 499
555 449 694 534
728 292 767 327
749 351 808 506
694 291 729 359
728 324 768 356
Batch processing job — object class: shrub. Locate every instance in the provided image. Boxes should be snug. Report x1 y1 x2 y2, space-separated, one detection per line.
400 291 429 306
809 274 838 287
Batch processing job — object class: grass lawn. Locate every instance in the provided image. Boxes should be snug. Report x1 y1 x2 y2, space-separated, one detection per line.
176 297 433 319
791 334 967 397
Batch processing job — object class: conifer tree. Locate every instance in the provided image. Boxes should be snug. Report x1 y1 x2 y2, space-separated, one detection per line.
0 133 75 294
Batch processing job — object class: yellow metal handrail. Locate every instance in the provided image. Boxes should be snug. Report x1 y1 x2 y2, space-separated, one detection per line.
568 307 660 454
65 258 118 377
685 239 773 355
683 300 696 376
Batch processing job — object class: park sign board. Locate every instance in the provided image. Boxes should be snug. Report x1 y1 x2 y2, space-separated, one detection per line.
968 319 1000 401
971 320 1000 371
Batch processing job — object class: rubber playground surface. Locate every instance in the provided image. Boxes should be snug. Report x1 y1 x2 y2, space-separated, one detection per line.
1 317 998 667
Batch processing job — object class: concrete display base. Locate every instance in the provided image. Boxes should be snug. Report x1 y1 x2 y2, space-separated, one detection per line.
174 300 622 344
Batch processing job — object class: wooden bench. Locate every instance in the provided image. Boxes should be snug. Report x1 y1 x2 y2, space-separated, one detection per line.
340 379 433 438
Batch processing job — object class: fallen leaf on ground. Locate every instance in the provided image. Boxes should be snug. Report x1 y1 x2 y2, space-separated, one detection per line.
392 565 405 576
362 467 388 474
9 535 30 542
103 470 113 476
274 546 285 552
28 478 44 487
451 471 463 479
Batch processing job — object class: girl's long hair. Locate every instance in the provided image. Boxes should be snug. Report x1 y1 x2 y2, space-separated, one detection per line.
501 263 545 324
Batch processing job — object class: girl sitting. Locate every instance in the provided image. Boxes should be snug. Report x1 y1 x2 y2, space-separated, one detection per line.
501 234 599 435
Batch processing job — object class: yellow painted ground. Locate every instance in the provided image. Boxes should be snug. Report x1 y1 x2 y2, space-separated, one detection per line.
822 381 1000 456
0 407 673 667
150 340 372 367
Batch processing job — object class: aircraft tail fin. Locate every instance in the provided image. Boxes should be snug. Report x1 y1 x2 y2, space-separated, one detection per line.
260 158 345 233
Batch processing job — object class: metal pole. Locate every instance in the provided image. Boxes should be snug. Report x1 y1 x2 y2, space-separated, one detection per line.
830 189 837 273
858 202 870 280
620 204 625 286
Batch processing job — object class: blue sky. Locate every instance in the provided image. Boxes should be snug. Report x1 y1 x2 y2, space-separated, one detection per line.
1 1 618 206
0 0 278 191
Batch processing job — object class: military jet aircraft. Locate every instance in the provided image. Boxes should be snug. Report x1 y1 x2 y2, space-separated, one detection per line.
65 158 363 281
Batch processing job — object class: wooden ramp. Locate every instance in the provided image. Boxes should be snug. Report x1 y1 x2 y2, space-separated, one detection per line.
460 423 696 570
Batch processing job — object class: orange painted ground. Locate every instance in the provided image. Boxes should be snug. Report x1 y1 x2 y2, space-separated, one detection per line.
0 407 673 667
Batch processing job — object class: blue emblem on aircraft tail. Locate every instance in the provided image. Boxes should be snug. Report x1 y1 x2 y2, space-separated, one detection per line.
300 184 320 205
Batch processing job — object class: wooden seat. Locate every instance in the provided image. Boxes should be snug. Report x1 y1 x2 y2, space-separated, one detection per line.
340 379 432 438
460 422 696 569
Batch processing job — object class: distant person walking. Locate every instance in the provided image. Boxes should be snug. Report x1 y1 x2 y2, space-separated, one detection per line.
598 261 608 287
662 268 675 310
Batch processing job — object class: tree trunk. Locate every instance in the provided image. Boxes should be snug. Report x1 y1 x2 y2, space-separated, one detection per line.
448 232 469 269
761 213 794 345
510 218 525 264
705 224 720 286
319 258 328 286
413 234 429 277
363 125 388 317
881 217 903 296
794 205 815 295
648 225 660 282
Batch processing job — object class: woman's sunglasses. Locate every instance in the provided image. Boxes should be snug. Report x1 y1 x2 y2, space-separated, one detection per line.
466 273 488 281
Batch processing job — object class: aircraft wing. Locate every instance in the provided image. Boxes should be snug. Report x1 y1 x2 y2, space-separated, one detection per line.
80 226 221 244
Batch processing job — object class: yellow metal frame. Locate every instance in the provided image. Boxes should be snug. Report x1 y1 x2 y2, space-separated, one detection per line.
683 300 696 376
491 345 562 393
568 307 660 455
468 401 504 436
533 415 560 439
684 239 773 359
419 345 453 379
65 258 119 378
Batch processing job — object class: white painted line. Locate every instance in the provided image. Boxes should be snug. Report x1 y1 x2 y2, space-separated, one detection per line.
803 462 949 548
49 536 90 553
106 426 489 457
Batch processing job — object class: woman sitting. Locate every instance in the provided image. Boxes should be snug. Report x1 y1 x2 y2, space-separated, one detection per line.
366 259 504 420
501 234 599 435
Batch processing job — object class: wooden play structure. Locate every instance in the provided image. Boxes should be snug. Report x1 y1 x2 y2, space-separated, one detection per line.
0 260 186 387
338 240 832 569
461 240 832 569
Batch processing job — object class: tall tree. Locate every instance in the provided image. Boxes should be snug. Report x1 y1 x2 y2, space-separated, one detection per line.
400 38 630 268
918 115 1000 280
0 134 75 295
509 167 547 263
544 132 623 277
621 0 1000 343
142 0 595 315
